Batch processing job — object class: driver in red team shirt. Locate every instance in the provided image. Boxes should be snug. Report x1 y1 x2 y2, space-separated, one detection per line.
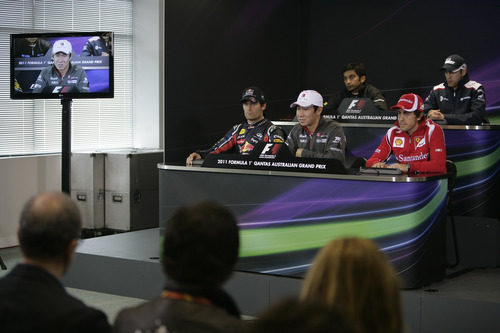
366 93 446 174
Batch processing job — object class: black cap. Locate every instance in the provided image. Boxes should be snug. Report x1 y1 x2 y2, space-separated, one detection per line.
441 54 466 72
241 86 266 104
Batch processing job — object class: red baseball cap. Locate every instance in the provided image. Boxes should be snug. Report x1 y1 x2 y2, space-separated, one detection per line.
390 93 424 112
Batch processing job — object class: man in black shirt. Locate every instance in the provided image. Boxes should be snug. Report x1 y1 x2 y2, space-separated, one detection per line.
424 54 486 125
0 192 111 332
325 62 388 113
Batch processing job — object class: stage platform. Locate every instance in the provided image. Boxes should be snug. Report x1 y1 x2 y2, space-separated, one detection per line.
63 225 500 333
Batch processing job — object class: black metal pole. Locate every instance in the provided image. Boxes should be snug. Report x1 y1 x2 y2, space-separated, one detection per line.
61 98 72 194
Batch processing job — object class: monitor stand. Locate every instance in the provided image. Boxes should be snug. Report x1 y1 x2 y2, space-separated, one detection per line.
61 98 72 194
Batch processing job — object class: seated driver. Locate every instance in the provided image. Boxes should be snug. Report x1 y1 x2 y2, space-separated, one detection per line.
186 86 285 165
366 93 446 174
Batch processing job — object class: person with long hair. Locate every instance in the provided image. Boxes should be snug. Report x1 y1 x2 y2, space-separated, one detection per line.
300 237 403 333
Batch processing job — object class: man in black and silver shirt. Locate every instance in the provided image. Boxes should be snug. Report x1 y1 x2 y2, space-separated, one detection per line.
32 39 89 94
286 90 346 164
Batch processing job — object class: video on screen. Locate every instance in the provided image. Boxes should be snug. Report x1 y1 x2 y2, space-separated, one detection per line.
11 32 114 99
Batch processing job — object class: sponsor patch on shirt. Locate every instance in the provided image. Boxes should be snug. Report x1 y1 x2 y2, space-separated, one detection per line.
241 142 254 152
393 137 405 148
239 128 246 135
415 137 426 148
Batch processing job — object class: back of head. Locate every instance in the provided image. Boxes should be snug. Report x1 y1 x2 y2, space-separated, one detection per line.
18 192 81 261
342 62 366 78
251 298 360 333
162 201 239 288
300 237 402 333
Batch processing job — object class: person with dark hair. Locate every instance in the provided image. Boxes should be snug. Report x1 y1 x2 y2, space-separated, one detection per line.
113 201 247 333
81 32 112 56
366 93 446 174
300 237 403 333
32 39 89 93
286 90 346 163
0 192 111 332
325 62 388 112
250 298 360 333
186 86 285 165
14 37 51 58
424 54 487 125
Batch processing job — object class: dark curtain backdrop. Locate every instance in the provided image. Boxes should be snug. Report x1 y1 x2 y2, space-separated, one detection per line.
164 0 500 163
164 0 305 162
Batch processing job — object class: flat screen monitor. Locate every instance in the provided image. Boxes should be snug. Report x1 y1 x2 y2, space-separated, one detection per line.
10 32 114 99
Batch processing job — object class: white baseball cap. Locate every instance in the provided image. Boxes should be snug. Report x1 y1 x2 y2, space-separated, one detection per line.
290 90 323 108
52 40 72 55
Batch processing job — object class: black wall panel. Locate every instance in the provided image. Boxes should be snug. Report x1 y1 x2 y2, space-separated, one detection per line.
164 0 500 163
164 0 303 162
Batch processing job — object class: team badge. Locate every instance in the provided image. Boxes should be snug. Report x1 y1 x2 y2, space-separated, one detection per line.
415 137 426 148
241 142 254 152
393 137 405 148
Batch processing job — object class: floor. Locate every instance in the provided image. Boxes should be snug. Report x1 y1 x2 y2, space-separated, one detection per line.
0 246 146 324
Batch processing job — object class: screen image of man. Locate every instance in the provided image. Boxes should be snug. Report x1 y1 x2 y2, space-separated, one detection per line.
186 86 285 165
81 33 112 56
424 54 486 125
286 90 346 163
32 39 89 93
366 93 446 174
324 62 388 113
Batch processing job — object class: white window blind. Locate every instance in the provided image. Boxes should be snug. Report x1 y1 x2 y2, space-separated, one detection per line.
0 0 133 156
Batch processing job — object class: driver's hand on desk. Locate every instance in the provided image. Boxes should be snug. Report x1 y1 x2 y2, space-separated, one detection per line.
186 152 201 166
387 163 409 173
427 109 444 120
371 162 386 168
295 148 304 157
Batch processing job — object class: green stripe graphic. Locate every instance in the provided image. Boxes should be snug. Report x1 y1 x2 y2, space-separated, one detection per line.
455 145 500 178
240 180 447 257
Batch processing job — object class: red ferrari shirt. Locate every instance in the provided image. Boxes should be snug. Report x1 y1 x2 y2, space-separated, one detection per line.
366 119 446 174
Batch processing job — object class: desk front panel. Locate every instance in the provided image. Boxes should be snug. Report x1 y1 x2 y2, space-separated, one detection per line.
276 122 500 218
347 126 499 218
159 167 447 288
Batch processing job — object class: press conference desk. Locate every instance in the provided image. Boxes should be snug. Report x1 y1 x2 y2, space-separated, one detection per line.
158 164 448 289
275 121 500 218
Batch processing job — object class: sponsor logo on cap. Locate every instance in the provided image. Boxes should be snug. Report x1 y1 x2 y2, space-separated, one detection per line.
445 58 455 65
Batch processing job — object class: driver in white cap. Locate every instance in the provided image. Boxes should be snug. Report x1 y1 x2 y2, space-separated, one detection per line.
32 39 89 93
286 90 346 163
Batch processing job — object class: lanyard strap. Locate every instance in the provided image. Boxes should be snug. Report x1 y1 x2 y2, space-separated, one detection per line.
161 290 212 305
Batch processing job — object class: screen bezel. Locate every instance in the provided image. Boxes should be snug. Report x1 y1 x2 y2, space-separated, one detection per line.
10 31 114 99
